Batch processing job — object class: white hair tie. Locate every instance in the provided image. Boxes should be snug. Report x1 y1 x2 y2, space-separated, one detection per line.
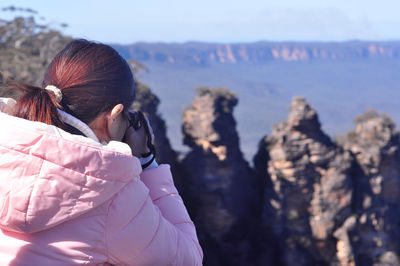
45 85 63 103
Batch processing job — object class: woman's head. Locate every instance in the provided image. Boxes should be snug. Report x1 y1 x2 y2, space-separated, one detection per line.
13 39 136 141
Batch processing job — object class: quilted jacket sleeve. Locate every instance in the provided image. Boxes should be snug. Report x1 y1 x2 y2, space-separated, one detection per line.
105 164 203 266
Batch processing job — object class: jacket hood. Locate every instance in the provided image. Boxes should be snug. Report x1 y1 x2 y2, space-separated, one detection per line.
0 98 142 233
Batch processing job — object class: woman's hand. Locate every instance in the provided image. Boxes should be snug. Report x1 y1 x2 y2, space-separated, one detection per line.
124 112 155 158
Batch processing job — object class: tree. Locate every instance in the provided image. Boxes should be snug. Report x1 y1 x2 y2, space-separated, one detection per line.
0 6 72 98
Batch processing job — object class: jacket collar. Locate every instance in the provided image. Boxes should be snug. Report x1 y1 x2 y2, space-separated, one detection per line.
57 109 100 142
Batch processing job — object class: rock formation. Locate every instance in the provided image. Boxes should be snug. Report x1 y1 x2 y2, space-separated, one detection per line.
254 97 354 265
339 110 400 265
181 87 271 266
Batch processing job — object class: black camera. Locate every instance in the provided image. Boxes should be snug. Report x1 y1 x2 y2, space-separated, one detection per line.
125 111 156 157
127 111 142 131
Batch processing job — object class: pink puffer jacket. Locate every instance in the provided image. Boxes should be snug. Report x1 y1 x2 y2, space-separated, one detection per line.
0 98 203 265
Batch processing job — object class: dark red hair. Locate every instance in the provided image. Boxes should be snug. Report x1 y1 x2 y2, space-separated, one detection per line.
12 39 135 127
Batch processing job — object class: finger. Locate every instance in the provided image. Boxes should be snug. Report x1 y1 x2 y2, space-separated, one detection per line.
125 128 149 156
125 125 147 144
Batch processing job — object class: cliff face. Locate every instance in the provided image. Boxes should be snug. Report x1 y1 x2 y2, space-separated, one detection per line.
180 87 272 265
114 42 400 65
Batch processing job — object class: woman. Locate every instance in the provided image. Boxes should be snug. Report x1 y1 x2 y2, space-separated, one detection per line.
0 39 203 265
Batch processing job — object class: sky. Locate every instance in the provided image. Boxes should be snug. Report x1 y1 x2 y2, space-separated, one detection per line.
1 0 400 44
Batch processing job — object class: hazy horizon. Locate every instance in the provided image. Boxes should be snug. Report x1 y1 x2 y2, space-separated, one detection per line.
113 39 400 45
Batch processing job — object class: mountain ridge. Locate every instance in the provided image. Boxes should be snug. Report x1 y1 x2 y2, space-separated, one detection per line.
113 41 400 65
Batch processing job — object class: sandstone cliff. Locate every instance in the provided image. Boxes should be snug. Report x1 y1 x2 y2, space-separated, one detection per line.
114 42 400 65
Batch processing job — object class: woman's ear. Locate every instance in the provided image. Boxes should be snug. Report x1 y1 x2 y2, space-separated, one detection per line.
106 104 125 141
107 104 124 123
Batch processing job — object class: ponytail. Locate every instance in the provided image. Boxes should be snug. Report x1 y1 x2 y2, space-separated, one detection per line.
12 83 64 128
